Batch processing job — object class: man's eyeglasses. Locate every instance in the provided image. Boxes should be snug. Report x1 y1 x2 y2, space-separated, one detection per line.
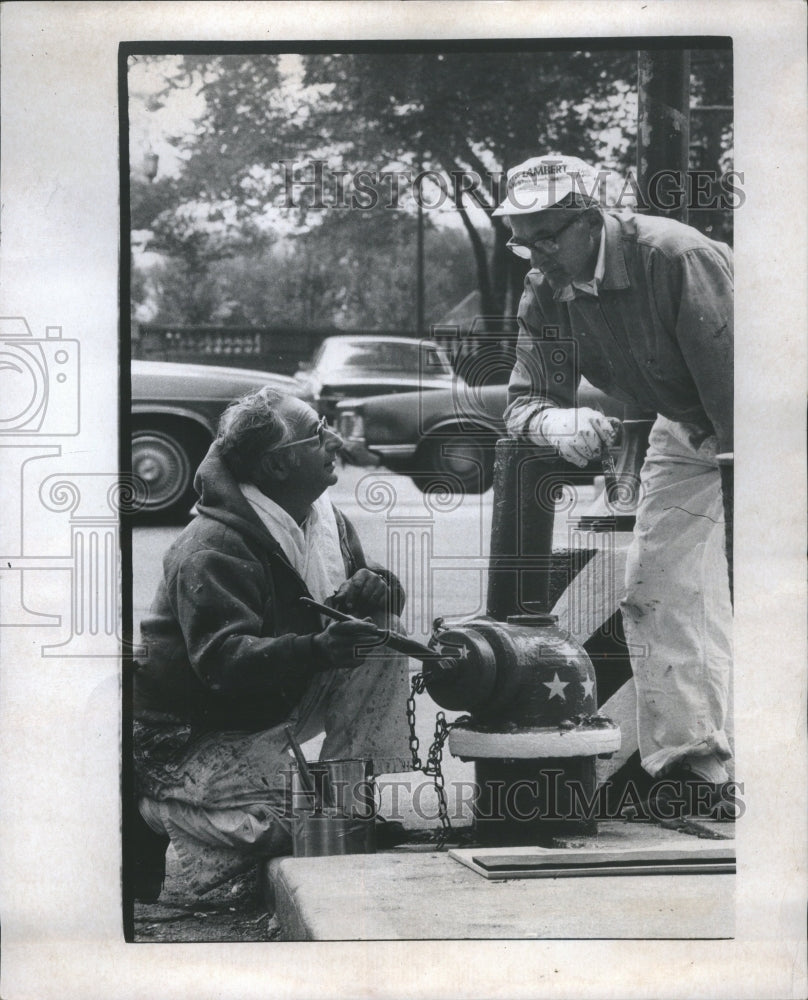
506 214 582 259
271 416 330 451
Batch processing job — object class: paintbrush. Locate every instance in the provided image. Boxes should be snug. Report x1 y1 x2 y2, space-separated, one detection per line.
284 725 325 812
300 596 443 660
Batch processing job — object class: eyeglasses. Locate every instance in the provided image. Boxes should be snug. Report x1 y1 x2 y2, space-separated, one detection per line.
270 416 331 451
506 214 582 258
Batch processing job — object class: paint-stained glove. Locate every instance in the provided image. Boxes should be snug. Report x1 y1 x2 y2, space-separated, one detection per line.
331 568 390 614
313 618 380 670
528 407 618 468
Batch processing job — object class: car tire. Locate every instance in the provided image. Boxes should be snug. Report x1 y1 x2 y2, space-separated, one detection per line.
411 429 497 495
131 419 210 521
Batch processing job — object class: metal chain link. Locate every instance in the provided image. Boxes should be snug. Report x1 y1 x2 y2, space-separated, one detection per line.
407 672 471 849
425 710 454 848
406 672 426 772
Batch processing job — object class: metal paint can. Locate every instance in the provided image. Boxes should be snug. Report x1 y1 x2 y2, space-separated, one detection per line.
290 757 377 857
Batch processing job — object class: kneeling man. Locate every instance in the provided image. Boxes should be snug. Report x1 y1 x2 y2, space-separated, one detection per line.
132 388 411 899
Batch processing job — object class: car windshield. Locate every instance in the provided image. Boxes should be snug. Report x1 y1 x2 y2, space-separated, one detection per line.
315 339 453 376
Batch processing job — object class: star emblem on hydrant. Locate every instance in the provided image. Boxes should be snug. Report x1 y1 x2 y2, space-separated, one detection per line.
582 677 595 699
543 672 569 701
434 642 468 659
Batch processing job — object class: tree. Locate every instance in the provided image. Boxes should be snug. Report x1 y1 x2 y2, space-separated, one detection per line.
131 47 733 332
688 49 735 245
142 50 638 315
301 50 642 314
138 207 477 330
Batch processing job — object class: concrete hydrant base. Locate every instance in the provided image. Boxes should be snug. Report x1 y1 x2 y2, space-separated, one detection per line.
263 820 734 941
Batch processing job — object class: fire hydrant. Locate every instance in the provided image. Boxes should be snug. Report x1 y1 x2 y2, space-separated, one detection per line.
423 439 620 845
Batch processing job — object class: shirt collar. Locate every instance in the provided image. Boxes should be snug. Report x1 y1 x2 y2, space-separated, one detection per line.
554 223 606 301
552 210 630 300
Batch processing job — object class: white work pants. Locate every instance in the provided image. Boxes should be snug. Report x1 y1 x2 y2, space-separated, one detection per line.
620 416 733 780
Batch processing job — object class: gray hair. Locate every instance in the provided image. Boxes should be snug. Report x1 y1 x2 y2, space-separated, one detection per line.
216 387 296 482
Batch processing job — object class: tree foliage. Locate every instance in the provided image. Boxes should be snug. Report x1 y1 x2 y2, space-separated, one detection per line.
130 47 733 331
137 210 479 330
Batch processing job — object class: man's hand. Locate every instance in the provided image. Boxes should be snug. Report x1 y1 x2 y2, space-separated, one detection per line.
313 618 381 670
530 407 618 468
331 568 390 613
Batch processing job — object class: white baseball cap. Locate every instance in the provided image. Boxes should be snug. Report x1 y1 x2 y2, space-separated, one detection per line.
493 154 605 216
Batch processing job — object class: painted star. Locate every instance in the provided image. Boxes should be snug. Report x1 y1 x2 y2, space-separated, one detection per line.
434 643 468 659
543 672 569 701
582 677 595 699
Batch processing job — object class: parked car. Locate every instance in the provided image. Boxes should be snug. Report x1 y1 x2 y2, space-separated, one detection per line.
336 379 653 494
131 359 311 519
293 334 457 423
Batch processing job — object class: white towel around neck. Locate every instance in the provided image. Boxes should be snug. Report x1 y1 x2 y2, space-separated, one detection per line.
239 483 347 605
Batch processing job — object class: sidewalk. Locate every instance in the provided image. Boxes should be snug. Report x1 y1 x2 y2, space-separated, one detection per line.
264 821 735 941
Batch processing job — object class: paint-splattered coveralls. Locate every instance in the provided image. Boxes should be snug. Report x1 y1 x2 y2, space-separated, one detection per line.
505 209 733 780
133 444 411 892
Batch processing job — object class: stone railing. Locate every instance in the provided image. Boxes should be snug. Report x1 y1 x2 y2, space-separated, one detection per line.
134 324 415 376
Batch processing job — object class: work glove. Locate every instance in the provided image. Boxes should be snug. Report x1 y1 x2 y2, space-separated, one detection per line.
529 407 618 468
313 618 381 670
331 568 390 614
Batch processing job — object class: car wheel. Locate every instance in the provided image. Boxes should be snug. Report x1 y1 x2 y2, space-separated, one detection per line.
412 430 496 494
131 420 209 521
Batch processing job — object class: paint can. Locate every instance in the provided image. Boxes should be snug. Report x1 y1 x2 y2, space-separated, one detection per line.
291 757 377 857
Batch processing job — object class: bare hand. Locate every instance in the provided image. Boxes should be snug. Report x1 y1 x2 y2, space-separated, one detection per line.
313 618 380 670
332 568 390 613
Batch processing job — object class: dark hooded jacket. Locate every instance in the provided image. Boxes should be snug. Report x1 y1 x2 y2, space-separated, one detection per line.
133 443 404 733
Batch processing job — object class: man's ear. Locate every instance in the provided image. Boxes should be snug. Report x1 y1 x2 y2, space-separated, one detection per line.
584 206 604 232
260 451 290 483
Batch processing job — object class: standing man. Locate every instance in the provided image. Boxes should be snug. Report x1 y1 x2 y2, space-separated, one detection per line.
497 155 733 815
132 387 411 900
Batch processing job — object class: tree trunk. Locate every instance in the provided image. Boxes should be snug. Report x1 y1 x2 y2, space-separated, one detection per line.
488 218 510 318
507 253 531 317
456 202 493 314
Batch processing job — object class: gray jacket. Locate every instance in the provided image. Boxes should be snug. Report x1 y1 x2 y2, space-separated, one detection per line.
505 210 733 451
